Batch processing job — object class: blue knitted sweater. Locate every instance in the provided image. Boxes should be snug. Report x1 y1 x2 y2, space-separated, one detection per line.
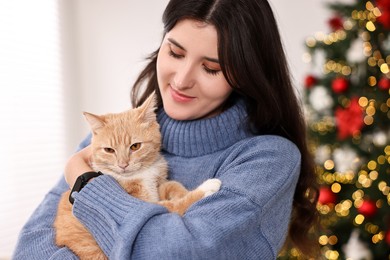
13 100 301 260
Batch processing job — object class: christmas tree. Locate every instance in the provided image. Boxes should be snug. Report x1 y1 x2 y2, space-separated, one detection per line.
279 1 390 259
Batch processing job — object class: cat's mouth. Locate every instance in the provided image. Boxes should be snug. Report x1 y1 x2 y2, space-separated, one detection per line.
112 168 138 178
92 163 139 178
101 170 134 180
94 167 132 178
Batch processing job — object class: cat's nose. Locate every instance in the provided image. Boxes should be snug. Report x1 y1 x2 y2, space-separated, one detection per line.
119 163 129 169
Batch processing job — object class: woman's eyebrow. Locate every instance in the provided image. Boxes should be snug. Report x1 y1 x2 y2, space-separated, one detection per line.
167 37 220 64
167 38 186 51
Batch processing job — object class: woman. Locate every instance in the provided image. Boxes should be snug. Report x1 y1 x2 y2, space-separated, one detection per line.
14 0 318 259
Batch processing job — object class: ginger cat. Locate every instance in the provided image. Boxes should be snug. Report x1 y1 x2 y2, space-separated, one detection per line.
54 93 221 260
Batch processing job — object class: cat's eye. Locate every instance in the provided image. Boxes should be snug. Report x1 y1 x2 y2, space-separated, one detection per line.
104 147 115 153
130 143 141 151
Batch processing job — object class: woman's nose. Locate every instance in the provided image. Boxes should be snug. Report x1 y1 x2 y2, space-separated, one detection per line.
173 62 195 90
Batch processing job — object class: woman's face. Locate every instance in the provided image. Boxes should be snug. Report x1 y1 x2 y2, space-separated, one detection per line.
156 19 233 121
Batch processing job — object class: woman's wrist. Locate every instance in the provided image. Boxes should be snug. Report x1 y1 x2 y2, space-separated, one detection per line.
69 171 103 204
65 164 94 188
64 146 94 188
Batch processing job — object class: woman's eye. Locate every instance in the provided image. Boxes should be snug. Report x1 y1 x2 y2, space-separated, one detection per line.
104 147 115 153
203 65 220 76
169 49 184 59
130 143 141 151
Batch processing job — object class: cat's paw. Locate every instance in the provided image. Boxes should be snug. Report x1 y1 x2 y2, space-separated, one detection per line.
198 178 222 198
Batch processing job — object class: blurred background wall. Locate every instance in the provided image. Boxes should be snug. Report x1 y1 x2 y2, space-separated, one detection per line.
0 0 336 258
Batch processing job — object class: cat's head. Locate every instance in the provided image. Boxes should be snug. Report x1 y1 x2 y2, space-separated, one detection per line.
84 93 161 179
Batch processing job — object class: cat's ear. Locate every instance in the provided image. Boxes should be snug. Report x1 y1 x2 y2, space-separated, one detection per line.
137 92 157 122
83 112 105 134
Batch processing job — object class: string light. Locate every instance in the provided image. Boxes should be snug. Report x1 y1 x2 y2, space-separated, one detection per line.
366 21 376 32
368 76 377 86
353 190 365 200
359 97 369 107
380 102 389 113
372 232 385 244
323 60 352 75
377 155 386 165
380 63 390 73
366 1 375 11
364 115 374 125
354 214 365 225
324 160 335 170
367 160 377 170
331 183 342 193
364 42 373 56
369 170 378 180
324 249 339 260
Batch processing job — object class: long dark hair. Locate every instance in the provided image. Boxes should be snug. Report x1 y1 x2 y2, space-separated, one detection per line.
131 0 319 256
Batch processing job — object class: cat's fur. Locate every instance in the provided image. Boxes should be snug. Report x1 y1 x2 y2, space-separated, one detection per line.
54 93 221 260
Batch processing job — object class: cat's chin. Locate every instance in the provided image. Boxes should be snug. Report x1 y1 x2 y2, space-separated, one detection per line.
103 170 137 179
117 172 137 178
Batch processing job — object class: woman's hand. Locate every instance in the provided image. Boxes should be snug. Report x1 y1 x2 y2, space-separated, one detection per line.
64 145 94 188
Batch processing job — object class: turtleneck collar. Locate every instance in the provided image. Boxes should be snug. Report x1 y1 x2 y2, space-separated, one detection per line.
157 99 254 157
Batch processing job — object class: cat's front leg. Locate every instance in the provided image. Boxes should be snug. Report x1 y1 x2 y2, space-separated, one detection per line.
158 180 189 200
195 178 222 198
157 179 222 216
54 191 107 260
121 179 158 202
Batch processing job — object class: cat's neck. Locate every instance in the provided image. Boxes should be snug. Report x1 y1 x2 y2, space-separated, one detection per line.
111 155 167 184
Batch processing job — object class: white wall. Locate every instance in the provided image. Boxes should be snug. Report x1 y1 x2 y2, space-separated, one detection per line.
63 0 169 154
271 0 331 90
0 1 66 258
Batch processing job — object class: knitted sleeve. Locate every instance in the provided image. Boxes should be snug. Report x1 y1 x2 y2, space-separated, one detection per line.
72 136 301 259
12 177 79 260
12 134 92 260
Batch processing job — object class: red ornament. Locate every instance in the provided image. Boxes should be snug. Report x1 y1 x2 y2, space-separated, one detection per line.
376 0 390 29
335 97 364 140
377 0 390 9
328 16 343 31
385 230 390 245
304 75 317 89
332 77 349 93
378 77 390 90
378 11 390 29
357 199 377 218
318 187 337 205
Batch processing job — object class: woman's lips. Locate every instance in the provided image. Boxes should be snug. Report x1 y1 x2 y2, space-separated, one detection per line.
169 85 195 103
